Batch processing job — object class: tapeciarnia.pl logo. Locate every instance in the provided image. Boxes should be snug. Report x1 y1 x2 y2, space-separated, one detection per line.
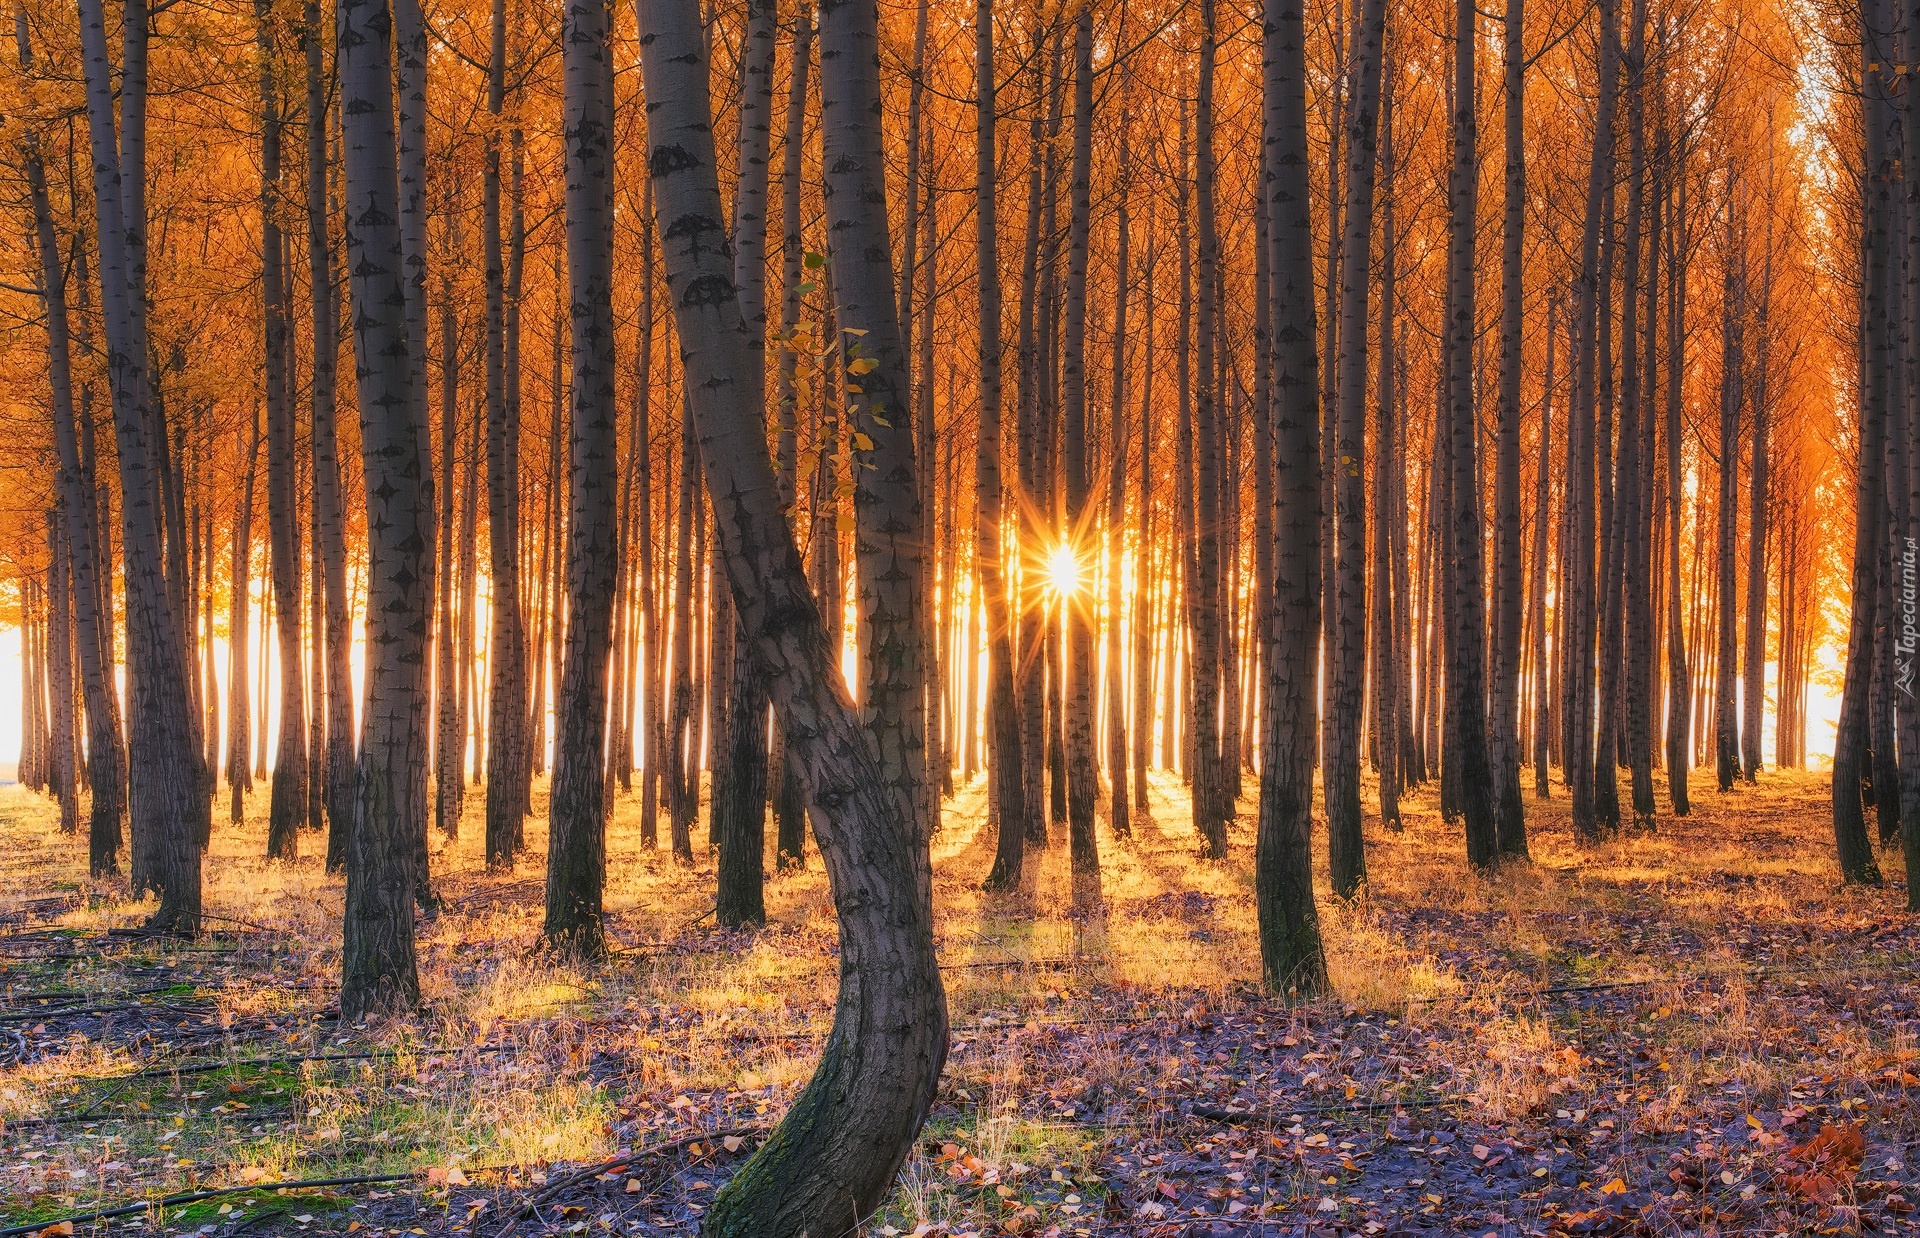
1901 537 1918 698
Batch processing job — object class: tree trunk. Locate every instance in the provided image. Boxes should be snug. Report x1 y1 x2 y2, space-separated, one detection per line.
1058 6 1099 874
818 0 929 850
1191 0 1228 858
1372 63 1401 826
306 0 354 866
338 0 430 1016
434 268 463 839
1489 0 1529 850
979 0 1028 891
1564 0 1618 842
78 0 206 928
1258 0 1327 995
714 0 778 926
1444 0 1495 866
22 119 127 871
47 513 77 835
1532 291 1556 797
1898 5 1920 906
258 0 307 863
1015 32 1051 848
1664 144 1691 815
1714 193 1743 795
394 0 437 904
1621 2 1656 824
770 0 813 866
545 0 620 955
668 407 699 864
231 409 259 823
637 2 947 1229
1833 0 1889 885
1327 0 1387 894
483 0 528 870
1105 104 1133 841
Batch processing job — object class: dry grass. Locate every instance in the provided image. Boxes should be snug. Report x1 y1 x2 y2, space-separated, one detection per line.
0 760 1911 1233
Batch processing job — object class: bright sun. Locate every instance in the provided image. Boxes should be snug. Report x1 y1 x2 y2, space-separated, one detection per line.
1048 544 1080 596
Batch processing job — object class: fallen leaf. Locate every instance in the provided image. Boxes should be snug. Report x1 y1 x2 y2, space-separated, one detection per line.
1156 1180 1179 1200
1599 1178 1628 1194
721 1135 744 1153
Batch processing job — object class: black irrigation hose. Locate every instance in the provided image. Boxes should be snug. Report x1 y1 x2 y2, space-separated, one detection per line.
0 1171 418 1237
0 1001 206 1025
1405 956 1914 1005
104 1043 528 1081
0 1127 761 1238
12 1103 295 1128
1190 1097 1465 1124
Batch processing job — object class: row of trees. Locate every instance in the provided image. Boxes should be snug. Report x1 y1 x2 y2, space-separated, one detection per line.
0 0 1891 1229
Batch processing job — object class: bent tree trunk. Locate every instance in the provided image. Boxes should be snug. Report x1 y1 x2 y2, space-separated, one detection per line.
338 0 431 1019
1258 0 1327 995
637 0 947 1232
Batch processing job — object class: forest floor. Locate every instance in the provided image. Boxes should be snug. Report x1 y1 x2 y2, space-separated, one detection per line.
0 765 1914 1238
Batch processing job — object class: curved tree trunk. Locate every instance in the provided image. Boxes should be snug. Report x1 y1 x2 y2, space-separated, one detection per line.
636 1 947 1230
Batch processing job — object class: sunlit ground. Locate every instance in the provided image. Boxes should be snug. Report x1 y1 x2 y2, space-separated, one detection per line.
0 761 1909 1234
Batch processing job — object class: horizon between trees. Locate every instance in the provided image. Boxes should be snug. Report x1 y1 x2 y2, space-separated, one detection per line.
0 0 1911 1230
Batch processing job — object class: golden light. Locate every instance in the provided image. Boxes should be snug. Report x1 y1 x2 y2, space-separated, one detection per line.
1047 543 1081 597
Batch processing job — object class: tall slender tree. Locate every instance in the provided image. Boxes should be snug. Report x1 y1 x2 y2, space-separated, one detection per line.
1489 0 1529 853
1060 4 1099 873
1259 0 1327 994
979 0 1029 891
544 0 620 955
1444 0 1496 866
1326 0 1388 895
484 0 529 869
79 0 205 928
337 0 431 1015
